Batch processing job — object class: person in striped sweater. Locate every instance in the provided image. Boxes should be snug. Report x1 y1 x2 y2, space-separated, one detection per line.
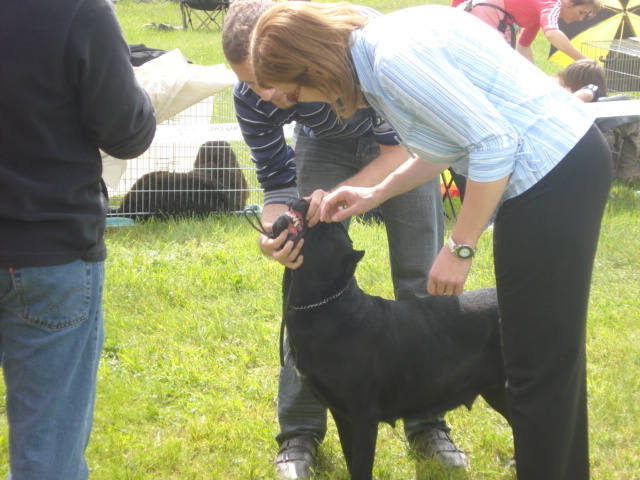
222 1 469 478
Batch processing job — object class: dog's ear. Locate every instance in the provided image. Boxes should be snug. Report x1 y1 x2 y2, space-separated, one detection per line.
340 249 365 279
351 249 365 263
287 198 310 217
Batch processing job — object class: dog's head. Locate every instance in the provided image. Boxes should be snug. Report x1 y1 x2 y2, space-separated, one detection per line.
194 140 237 170
272 199 365 280
271 199 310 247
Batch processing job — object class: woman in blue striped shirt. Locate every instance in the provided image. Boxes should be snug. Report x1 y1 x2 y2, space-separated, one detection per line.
251 3 612 479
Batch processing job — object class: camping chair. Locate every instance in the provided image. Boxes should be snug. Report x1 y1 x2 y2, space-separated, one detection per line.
180 0 230 31
441 168 464 220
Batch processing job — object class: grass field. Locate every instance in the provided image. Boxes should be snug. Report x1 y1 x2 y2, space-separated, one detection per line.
0 1 638 479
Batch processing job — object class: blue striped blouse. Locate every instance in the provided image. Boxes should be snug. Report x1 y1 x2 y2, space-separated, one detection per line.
350 4 595 200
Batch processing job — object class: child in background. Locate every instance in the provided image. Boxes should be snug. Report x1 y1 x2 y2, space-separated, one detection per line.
559 58 606 102
560 59 640 182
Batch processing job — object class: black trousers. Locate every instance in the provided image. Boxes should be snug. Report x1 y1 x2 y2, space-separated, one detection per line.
493 125 612 480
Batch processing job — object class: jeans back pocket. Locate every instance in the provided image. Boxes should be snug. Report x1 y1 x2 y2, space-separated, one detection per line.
12 260 96 331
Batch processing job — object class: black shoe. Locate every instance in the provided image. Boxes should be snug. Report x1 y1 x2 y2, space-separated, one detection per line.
412 429 470 470
274 435 318 479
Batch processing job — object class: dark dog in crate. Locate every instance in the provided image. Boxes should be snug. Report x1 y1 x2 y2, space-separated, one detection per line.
115 140 249 220
273 199 511 480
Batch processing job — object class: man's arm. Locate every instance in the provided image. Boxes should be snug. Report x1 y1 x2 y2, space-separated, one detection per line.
234 84 306 266
256 203 306 269
69 0 156 159
234 83 298 195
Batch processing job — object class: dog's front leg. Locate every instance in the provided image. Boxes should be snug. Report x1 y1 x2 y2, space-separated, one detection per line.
331 410 378 480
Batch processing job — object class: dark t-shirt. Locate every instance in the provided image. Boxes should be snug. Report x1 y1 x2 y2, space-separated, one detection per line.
0 0 156 267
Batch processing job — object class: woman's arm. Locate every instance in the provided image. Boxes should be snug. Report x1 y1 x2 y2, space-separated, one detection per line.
545 29 587 61
319 155 449 223
427 175 509 296
516 43 536 63
306 144 413 226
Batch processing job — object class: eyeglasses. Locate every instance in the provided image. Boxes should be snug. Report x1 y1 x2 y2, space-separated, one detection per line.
285 82 302 103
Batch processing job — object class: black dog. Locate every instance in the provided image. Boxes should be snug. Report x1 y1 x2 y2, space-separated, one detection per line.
273 199 510 480
193 140 249 210
115 140 249 220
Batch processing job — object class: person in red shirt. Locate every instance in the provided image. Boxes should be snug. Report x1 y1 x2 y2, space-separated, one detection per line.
454 0 602 65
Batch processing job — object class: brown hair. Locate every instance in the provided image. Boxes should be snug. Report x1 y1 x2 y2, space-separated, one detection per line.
566 0 603 17
251 2 369 118
559 59 607 95
222 0 275 65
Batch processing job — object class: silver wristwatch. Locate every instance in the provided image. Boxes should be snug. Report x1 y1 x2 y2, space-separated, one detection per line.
447 236 476 259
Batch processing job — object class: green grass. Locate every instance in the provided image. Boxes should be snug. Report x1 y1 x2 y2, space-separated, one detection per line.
0 1 638 478
4 187 635 480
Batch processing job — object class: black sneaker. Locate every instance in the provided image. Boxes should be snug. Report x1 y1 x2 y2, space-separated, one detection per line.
274 435 319 479
412 429 470 470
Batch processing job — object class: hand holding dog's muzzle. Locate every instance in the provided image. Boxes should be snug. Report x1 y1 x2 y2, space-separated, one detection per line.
247 199 310 269
267 231 305 269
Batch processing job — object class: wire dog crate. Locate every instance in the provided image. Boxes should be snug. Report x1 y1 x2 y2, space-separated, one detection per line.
107 87 266 222
582 39 640 98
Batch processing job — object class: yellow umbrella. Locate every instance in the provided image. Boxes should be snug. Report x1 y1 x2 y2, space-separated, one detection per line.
549 0 640 67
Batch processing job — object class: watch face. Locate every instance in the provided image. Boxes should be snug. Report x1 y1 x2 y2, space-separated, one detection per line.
457 246 473 259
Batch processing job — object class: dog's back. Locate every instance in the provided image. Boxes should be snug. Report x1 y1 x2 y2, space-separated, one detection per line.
288 283 505 425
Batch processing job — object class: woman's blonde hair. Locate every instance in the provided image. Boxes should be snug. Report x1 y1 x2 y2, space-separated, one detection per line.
251 2 369 118
560 59 607 95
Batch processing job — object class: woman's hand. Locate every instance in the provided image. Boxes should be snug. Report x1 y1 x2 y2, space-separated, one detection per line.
319 186 381 223
304 189 331 227
319 155 446 223
427 245 473 296
428 176 509 296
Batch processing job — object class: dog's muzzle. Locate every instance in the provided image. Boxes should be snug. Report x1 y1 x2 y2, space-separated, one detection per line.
271 199 310 247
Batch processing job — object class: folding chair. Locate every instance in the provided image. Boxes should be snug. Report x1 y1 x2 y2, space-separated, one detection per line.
441 168 464 220
180 0 230 31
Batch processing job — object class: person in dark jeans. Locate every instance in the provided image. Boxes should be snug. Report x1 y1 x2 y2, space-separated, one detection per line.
0 1 156 478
